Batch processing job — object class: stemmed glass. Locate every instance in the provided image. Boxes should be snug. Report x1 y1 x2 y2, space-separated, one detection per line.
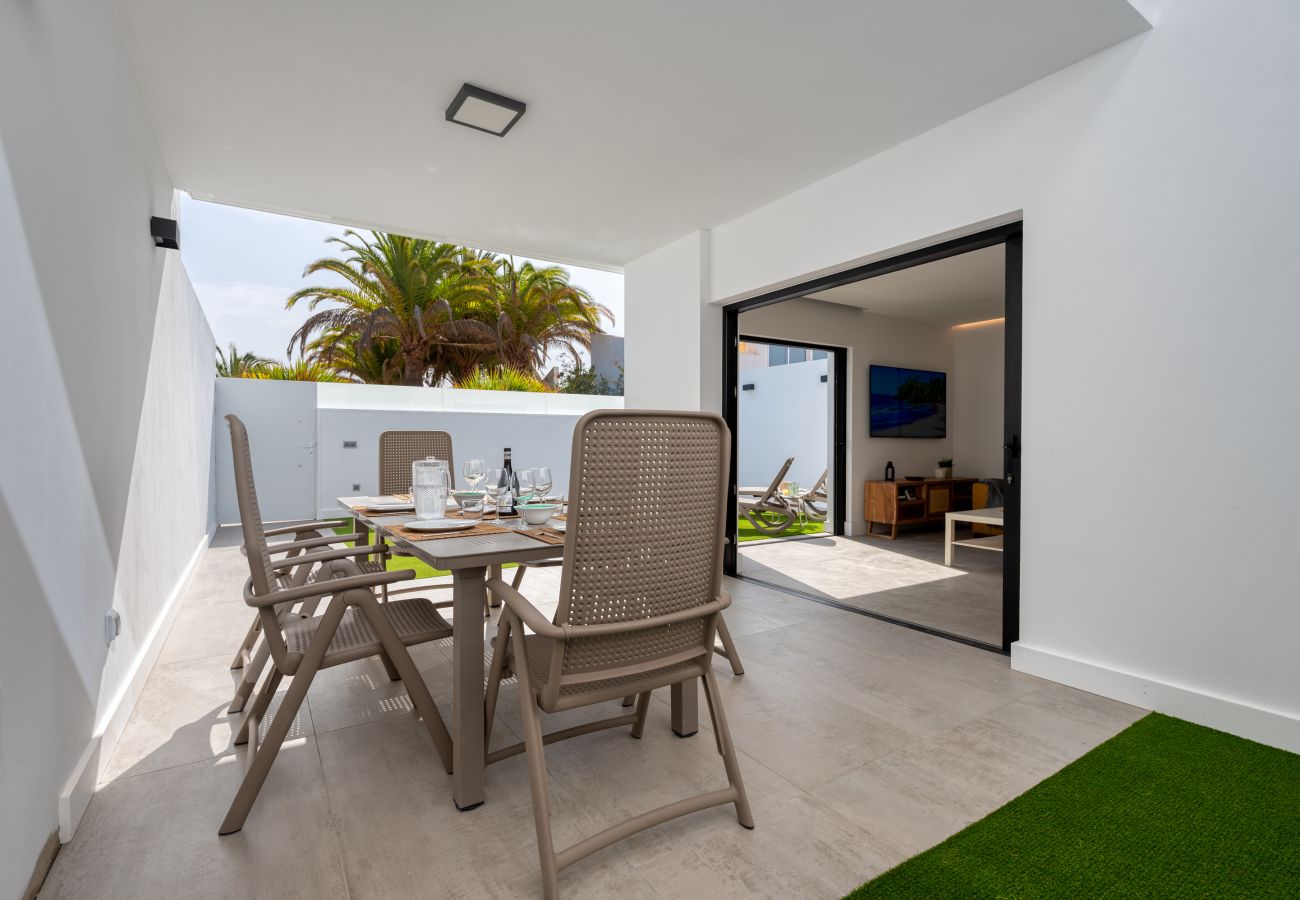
517 468 537 504
533 466 553 502
463 458 486 492
484 468 506 519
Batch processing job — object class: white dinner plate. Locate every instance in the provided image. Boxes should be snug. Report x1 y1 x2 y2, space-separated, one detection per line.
402 519 476 533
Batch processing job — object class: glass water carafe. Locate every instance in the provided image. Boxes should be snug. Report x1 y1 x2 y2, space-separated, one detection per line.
412 458 450 520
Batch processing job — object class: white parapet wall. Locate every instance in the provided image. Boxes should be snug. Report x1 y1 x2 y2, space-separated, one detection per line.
737 357 830 491
214 379 624 523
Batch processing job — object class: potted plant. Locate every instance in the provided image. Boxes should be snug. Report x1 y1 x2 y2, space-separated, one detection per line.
935 457 954 479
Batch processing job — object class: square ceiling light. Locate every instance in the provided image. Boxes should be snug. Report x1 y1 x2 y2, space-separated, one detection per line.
445 83 526 137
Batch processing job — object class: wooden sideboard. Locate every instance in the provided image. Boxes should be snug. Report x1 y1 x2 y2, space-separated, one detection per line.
865 477 977 539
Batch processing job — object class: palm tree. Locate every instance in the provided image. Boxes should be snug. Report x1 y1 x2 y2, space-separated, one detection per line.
476 258 612 376
248 357 349 382
304 329 401 385
285 231 493 386
453 366 553 393
215 342 274 378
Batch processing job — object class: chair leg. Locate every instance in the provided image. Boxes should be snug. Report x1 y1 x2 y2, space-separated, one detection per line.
231 614 261 669
714 614 745 676
630 692 652 739
229 640 271 713
484 614 512 748
511 565 526 590
512 620 560 900
378 649 401 682
353 589 454 774
621 695 635 708
701 667 754 829
220 664 312 835
235 667 282 745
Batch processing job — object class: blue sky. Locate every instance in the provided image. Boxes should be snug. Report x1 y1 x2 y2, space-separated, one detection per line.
179 196 625 363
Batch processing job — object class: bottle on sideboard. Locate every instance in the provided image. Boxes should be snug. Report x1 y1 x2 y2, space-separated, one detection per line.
500 447 518 515
884 460 895 482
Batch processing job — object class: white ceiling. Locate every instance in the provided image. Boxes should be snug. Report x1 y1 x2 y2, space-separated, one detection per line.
805 244 1005 325
112 0 1147 268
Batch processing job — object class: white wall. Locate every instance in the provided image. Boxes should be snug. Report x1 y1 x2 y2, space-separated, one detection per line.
0 2 216 892
624 231 721 411
951 320 1005 479
741 300 956 534
214 381 624 523
737 358 830 491
626 0 1300 750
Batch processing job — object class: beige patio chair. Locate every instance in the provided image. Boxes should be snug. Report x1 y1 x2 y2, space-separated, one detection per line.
483 410 753 899
739 456 797 535
227 520 383 713
219 415 454 836
797 468 829 522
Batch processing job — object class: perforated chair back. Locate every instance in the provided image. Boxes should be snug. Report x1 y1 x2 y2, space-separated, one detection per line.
227 414 278 599
378 430 454 495
551 410 729 700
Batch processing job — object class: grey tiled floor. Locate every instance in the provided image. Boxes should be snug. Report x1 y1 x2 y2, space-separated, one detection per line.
40 528 1145 899
739 529 1003 646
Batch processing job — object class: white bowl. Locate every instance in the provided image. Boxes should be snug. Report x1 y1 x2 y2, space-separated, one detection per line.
518 503 558 525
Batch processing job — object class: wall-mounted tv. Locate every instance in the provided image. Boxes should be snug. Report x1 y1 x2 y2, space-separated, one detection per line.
869 365 947 438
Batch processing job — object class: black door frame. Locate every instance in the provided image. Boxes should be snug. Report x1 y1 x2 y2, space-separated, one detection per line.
721 222 1023 653
723 334 848 573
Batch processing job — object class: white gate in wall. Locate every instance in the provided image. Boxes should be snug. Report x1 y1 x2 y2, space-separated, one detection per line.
213 378 318 523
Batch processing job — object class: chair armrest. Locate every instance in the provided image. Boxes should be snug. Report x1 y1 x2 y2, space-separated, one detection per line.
261 518 351 538
485 578 566 639
270 543 387 573
265 532 366 556
244 566 414 608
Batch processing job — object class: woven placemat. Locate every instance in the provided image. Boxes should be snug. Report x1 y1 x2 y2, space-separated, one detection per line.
386 521 513 542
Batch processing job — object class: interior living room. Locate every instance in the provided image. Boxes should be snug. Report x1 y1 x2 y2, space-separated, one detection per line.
734 243 1010 650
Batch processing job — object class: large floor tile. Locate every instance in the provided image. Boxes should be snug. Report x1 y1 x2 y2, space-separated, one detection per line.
102 654 308 782
43 739 348 900
158 600 259 666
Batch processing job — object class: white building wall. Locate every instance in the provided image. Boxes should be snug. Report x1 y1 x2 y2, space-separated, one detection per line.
214 381 624 523
737 358 830 492
0 1 216 888
625 0 1300 750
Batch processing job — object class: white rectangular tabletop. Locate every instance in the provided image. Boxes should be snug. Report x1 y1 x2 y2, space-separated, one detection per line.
945 506 1004 526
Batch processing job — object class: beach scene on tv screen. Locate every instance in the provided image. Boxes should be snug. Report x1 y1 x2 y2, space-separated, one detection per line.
870 365 947 438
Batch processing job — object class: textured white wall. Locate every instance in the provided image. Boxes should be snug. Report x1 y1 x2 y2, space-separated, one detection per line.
0 2 215 889
639 0 1300 748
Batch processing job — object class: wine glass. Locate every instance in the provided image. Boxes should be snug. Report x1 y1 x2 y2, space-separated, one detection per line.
463 458 486 491
517 468 537 504
484 468 505 518
533 466 553 502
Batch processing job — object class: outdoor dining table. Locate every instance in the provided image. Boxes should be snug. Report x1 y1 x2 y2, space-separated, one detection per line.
338 498 701 812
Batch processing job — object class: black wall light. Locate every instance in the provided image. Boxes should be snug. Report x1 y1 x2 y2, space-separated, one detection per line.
150 216 179 250
445 83 526 137
741 383 756 391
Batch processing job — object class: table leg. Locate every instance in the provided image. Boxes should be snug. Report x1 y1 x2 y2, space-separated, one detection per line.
944 516 955 567
451 566 488 810
671 679 699 737
488 564 502 608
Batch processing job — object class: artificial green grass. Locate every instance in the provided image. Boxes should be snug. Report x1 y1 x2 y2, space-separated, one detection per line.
736 516 828 543
846 714 1300 899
